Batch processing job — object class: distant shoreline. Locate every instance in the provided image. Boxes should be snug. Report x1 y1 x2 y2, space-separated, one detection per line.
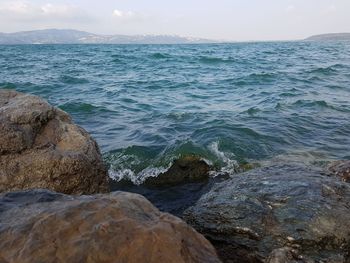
1 29 349 45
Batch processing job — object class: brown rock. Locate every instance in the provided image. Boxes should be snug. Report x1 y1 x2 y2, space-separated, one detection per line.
0 189 221 263
0 89 109 194
144 155 211 187
327 160 350 183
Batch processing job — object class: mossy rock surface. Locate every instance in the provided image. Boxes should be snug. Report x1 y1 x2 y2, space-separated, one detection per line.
144 155 211 187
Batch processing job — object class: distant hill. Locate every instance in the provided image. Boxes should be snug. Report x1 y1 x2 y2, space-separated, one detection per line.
0 29 214 44
305 33 350 41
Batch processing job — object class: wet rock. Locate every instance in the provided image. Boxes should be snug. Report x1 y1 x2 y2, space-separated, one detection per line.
327 160 350 183
144 156 210 187
184 163 350 263
0 189 221 263
265 247 299 263
0 89 109 194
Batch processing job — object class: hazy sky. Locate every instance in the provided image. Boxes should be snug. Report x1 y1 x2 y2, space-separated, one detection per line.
0 0 349 41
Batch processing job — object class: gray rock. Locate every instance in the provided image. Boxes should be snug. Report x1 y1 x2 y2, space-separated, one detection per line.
0 89 109 194
327 160 350 183
0 189 221 263
184 163 350 263
265 247 300 263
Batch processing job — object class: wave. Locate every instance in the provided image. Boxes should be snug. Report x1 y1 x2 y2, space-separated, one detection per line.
293 99 331 109
292 99 350 113
59 75 89 84
66 58 81 63
208 141 239 175
308 64 343 75
2 43 349 168
198 56 234 64
105 140 243 184
59 102 111 114
233 72 277 85
111 58 123 63
243 107 261 116
150 53 171 59
166 112 192 121
104 145 170 184
0 82 59 96
108 166 170 185
279 88 301 97
275 103 283 110
0 82 16 89
247 72 277 80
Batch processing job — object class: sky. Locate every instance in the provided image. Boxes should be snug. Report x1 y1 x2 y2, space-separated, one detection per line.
0 0 349 41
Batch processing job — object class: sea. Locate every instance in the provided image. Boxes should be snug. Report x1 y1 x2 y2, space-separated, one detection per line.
1 41 350 185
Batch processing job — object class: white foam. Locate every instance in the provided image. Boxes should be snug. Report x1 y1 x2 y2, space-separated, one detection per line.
108 168 135 182
208 141 239 175
200 157 213 166
108 164 171 185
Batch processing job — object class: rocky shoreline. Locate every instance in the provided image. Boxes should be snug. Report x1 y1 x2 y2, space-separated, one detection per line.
184 162 350 262
1 90 350 263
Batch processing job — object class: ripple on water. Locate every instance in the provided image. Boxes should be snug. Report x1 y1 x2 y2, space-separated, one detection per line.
198 56 235 64
0 42 349 181
59 102 113 115
291 99 344 112
150 53 171 59
59 75 89 84
307 64 346 76
0 82 17 89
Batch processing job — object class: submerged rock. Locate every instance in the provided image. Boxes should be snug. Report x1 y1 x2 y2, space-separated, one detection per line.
144 156 211 187
327 160 350 183
0 89 109 194
111 157 254 216
0 189 221 263
184 163 350 263
109 156 214 216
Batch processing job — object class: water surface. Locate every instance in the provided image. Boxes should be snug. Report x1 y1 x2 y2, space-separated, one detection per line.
1 42 349 182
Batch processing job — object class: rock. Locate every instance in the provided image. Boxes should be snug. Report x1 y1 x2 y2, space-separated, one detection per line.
184 163 350 263
0 189 221 263
327 160 350 183
265 247 299 263
0 89 109 194
144 156 211 187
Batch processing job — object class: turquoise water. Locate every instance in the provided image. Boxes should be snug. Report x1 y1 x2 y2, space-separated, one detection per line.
1 42 350 183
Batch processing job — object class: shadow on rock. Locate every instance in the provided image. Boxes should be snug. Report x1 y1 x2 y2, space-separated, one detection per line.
110 156 230 216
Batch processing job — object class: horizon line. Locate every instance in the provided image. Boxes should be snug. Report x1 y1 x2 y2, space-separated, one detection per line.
1 28 350 43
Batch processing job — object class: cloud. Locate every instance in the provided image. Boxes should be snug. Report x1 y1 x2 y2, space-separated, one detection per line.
113 9 136 18
113 9 123 17
0 1 92 23
41 3 79 17
111 8 151 26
